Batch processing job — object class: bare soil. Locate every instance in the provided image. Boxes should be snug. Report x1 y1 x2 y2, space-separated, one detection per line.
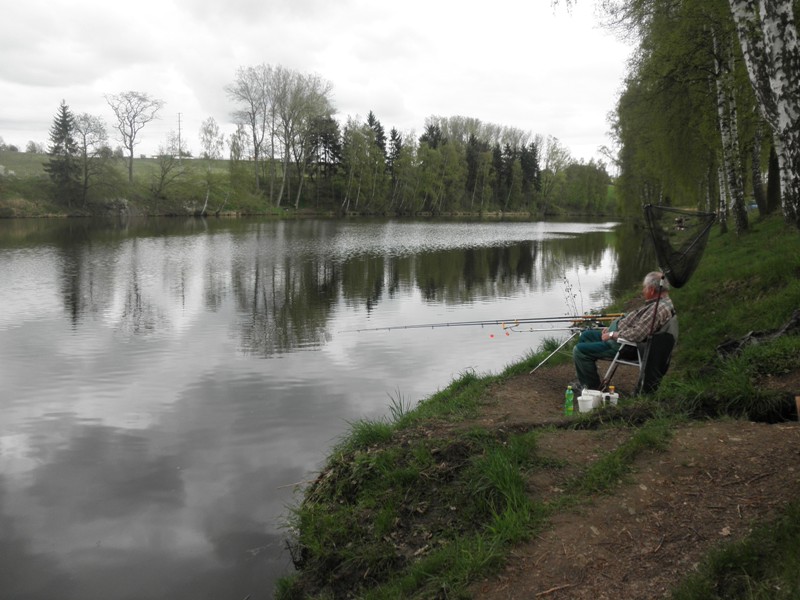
458 363 800 599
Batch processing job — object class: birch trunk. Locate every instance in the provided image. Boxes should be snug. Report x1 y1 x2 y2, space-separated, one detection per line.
276 151 290 207
718 163 729 234
729 0 800 227
713 32 749 233
751 123 767 213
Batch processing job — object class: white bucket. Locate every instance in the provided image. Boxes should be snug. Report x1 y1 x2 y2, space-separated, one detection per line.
577 395 595 413
585 389 603 407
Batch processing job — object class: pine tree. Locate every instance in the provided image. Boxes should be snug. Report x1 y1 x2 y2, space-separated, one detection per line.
44 100 81 208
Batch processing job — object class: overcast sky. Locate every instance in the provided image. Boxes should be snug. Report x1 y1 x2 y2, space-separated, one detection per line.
1 1 632 163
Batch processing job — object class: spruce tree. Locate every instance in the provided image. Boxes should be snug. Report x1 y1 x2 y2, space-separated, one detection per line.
44 100 81 208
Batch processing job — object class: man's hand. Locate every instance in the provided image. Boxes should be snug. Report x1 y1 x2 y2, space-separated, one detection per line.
601 327 614 342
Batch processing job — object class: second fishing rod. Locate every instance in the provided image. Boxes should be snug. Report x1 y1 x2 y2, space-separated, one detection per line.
343 313 623 333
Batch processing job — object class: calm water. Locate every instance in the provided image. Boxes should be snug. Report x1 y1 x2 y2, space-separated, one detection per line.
0 217 649 599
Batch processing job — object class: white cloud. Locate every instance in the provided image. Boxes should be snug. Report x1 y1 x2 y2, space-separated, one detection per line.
0 0 631 162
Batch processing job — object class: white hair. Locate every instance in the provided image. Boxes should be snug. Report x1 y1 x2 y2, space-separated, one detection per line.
644 271 668 292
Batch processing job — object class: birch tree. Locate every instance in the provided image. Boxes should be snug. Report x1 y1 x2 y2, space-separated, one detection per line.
198 117 227 212
565 0 800 226
728 0 800 227
341 117 370 213
713 31 749 233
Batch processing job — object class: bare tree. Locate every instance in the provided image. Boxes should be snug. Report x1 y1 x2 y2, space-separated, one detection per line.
225 65 271 192
151 132 184 201
273 68 333 207
105 91 165 183
226 63 333 207
73 113 109 206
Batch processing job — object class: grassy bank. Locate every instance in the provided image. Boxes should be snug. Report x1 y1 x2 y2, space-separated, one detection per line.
0 150 274 217
277 214 800 599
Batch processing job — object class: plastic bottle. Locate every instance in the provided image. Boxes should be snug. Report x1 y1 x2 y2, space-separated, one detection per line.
564 385 574 415
608 385 619 406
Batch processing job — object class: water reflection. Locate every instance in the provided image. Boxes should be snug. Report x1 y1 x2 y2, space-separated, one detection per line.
0 217 649 599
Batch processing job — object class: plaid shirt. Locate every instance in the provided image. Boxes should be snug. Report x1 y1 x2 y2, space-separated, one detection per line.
615 296 675 343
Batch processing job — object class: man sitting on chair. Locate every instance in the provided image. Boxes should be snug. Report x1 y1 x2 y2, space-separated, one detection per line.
573 271 675 391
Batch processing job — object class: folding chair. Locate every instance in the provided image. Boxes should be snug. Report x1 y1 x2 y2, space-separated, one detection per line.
602 315 678 394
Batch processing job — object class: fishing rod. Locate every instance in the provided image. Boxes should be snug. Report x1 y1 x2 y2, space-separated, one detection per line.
341 313 623 334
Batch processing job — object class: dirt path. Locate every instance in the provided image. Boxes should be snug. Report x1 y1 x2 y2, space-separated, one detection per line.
461 364 800 599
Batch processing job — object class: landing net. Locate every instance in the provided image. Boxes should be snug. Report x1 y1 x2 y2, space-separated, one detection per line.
643 204 716 288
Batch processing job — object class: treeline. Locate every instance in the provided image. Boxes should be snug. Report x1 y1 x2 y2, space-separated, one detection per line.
222 63 612 215
225 111 613 216
1 63 614 217
607 0 800 231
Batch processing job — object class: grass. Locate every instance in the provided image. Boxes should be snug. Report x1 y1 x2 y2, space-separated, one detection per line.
0 149 269 216
571 416 674 494
670 500 800 600
0 149 231 180
276 213 800 599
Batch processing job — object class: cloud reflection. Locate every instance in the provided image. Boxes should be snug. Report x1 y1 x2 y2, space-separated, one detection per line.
27 424 185 519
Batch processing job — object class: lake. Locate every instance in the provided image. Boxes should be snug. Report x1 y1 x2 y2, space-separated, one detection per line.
0 216 650 599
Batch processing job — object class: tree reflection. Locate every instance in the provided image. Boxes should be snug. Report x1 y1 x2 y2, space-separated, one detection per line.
2 218 653 357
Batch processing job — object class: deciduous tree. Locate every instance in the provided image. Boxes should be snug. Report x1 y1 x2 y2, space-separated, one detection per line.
273 68 334 208
728 0 800 227
73 113 110 206
105 91 164 183
539 135 571 213
199 117 225 160
226 65 271 193
151 132 184 201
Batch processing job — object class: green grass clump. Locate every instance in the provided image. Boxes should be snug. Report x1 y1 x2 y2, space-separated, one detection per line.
671 500 800 600
572 417 673 494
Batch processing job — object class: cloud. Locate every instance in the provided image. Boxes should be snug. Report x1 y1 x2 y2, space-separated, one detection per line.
0 0 631 162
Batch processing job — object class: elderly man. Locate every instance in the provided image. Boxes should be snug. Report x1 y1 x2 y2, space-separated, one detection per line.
572 271 675 391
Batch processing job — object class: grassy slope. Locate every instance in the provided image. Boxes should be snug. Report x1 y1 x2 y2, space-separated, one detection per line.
0 150 253 217
0 150 48 177
0 150 230 179
277 214 800 599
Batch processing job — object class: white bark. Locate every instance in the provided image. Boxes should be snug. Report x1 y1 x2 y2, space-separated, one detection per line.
718 163 729 232
729 0 800 226
713 33 748 233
